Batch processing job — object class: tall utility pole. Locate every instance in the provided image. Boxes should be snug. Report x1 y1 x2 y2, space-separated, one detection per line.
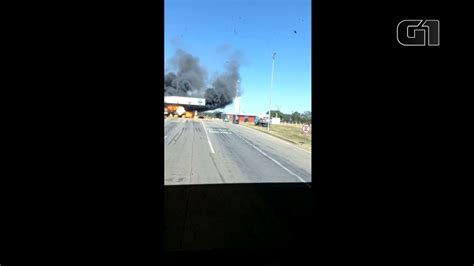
268 52 276 132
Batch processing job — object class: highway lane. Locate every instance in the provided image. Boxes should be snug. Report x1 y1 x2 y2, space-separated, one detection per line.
164 118 180 136
164 118 312 250
221 121 311 181
164 118 311 186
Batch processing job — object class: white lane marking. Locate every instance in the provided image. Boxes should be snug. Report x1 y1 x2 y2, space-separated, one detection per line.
208 129 232 134
234 132 311 188
201 120 215 154
235 124 312 154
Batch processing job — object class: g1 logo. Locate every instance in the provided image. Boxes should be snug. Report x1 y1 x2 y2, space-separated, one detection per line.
397 19 439 46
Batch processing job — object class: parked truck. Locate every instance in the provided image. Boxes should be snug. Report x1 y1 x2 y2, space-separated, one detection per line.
255 115 270 127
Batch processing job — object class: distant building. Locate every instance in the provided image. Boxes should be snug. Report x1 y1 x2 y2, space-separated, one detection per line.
222 113 257 124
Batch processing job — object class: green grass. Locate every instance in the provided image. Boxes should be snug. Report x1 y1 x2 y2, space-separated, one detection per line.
243 123 312 152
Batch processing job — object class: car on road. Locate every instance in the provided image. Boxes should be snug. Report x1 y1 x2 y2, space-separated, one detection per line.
233 119 239 124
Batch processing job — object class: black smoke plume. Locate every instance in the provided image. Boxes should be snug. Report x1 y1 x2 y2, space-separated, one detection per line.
164 49 241 110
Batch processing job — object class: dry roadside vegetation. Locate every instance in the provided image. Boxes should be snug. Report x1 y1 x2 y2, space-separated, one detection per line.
243 123 312 152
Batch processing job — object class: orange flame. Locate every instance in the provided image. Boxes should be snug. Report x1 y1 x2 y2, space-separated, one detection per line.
165 105 195 118
184 111 194 118
165 105 179 112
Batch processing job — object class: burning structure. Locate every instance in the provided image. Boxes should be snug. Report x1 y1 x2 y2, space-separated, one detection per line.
164 96 206 118
164 49 242 118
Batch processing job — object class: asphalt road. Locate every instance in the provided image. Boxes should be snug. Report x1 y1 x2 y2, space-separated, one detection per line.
164 118 311 186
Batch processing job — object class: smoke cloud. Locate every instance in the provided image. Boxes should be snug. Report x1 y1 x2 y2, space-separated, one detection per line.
164 49 242 110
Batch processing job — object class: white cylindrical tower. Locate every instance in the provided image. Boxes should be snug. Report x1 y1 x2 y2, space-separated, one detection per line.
234 96 240 114
235 79 241 115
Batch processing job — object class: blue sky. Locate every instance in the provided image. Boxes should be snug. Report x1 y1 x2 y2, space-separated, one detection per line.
165 0 311 115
